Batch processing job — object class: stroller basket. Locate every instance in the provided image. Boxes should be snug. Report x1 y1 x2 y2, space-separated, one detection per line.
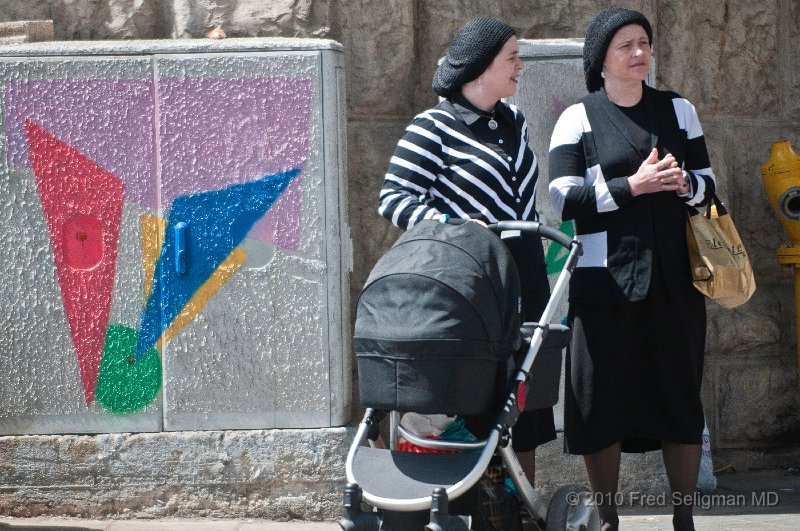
354 220 522 415
520 321 570 410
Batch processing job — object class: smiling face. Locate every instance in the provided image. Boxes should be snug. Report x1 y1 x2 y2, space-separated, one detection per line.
478 36 524 100
603 24 651 86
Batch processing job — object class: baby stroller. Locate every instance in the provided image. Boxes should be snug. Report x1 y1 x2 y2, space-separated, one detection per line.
341 219 600 531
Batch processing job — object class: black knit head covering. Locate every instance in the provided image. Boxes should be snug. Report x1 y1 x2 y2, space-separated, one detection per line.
432 17 516 97
583 7 653 92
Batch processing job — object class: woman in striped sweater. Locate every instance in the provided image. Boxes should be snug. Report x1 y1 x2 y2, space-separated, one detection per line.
548 8 715 531
378 17 554 490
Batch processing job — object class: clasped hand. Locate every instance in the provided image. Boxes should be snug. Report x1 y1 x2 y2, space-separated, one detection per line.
627 148 689 196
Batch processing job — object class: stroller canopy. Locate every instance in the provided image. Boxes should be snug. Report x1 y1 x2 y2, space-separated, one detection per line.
355 220 522 362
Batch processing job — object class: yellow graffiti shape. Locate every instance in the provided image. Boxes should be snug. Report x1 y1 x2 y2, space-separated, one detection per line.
140 214 167 305
155 246 247 350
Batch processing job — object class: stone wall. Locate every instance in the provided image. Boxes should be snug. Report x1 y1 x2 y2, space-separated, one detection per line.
653 0 800 454
1 0 799 519
0 428 350 519
341 0 800 460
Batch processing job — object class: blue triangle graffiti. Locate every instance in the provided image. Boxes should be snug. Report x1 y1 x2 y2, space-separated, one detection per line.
135 168 300 360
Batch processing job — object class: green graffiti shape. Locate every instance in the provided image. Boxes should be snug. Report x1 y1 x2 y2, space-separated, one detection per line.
96 324 162 413
545 220 576 275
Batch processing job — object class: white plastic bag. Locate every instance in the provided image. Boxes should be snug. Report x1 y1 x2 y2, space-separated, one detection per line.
399 412 454 437
696 421 717 492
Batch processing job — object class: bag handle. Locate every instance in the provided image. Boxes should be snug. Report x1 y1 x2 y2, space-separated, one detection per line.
689 194 728 219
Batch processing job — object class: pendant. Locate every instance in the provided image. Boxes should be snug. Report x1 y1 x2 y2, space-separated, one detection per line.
487 118 498 130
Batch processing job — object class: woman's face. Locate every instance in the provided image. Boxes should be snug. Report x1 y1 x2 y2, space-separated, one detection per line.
603 24 651 85
479 36 524 100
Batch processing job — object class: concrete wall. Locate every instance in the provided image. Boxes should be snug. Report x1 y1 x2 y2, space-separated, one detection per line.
1 0 799 520
0 428 350 519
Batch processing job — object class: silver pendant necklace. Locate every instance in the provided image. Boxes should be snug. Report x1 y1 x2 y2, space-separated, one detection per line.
480 108 498 130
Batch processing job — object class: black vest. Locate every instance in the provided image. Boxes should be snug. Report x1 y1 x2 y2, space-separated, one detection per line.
571 85 695 304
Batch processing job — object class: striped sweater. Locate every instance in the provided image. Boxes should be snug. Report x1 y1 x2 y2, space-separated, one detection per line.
378 99 540 229
548 85 717 303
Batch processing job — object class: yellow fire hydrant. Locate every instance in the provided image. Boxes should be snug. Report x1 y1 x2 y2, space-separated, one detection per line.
761 141 800 378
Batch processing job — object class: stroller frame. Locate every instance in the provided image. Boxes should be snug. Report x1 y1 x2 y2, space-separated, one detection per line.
341 221 599 531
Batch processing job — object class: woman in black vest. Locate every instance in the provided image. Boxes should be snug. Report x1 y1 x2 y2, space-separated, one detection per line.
548 8 716 531
379 16 554 489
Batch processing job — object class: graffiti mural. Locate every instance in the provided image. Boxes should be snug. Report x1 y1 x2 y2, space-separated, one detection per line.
136 168 299 362
2 67 315 419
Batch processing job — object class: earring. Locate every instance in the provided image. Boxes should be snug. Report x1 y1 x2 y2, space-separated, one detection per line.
601 71 605 79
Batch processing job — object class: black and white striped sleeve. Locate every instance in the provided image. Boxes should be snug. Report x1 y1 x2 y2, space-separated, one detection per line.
378 114 444 229
548 103 633 221
671 96 716 206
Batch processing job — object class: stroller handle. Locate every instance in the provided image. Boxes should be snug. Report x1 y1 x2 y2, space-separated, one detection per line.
489 220 576 250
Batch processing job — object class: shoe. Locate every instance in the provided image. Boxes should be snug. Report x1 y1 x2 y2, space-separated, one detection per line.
600 517 619 531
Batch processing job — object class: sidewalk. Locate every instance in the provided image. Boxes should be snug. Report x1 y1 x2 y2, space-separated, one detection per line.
2 469 799 530
3 513 800 530
617 467 800 530
2 512 800 530
0 521 333 530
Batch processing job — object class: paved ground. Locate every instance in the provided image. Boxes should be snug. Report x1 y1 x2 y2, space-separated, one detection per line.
615 466 800 530
2 512 800 530
2 469 799 530
4 513 800 530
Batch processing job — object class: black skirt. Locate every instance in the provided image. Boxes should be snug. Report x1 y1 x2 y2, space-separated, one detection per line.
564 258 706 454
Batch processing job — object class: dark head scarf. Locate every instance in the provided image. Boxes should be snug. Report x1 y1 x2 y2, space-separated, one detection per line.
432 17 516 97
583 7 653 92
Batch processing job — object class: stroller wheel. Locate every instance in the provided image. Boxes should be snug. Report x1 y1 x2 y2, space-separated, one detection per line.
544 485 601 531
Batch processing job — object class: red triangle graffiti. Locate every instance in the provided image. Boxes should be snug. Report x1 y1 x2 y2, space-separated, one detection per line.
24 120 124 404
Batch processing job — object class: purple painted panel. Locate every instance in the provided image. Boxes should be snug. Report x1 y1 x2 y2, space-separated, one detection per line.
4 76 313 250
4 80 157 208
158 78 312 250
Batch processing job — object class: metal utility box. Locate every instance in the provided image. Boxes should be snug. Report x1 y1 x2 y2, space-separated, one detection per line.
0 38 350 434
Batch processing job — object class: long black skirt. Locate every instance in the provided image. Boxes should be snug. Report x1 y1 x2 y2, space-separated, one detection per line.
564 263 706 455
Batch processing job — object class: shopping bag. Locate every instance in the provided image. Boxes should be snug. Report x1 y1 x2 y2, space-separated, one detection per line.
685 195 756 308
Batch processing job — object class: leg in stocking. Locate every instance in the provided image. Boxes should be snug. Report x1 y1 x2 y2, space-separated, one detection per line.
517 450 535 482
584 442 621 530
662 441 701 531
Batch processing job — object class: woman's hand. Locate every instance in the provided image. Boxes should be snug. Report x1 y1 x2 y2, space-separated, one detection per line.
627 148 685 197
675 171 691 196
